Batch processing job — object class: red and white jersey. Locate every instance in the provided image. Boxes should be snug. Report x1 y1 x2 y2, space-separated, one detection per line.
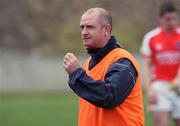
140 27 180 81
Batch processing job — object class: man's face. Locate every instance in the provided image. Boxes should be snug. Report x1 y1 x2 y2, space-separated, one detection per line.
160 12 178 30
80 13 106 48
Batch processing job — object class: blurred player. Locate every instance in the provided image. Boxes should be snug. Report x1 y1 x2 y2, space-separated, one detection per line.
141 1 180 126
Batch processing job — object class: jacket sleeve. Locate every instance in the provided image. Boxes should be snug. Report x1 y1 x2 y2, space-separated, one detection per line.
68 58 138 109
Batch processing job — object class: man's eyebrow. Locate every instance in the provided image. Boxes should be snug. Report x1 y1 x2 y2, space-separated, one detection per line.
86 24 94 27
80 24 95 28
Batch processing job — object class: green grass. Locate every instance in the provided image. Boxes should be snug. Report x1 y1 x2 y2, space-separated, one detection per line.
0 91 173 126
0 92 78 126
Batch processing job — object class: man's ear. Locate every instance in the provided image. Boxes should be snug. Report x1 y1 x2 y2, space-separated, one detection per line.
104 24 111 36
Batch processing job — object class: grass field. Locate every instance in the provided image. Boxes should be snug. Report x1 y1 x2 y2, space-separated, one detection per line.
0 91 174 126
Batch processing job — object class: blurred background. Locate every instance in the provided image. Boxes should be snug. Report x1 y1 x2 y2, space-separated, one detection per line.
0 0 180 126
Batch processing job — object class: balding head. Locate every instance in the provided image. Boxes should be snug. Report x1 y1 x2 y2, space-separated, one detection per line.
82 8 112 29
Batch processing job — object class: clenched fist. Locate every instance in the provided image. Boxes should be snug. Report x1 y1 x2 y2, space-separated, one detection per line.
63 53 80 75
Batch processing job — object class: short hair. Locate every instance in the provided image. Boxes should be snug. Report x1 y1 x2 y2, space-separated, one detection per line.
160 1 177 16
82 8 112 28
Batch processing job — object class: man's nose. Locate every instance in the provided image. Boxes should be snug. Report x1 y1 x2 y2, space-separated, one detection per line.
81 28 88 35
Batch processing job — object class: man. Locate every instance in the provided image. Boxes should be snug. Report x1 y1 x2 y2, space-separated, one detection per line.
140 1 180 126
63 8 144 126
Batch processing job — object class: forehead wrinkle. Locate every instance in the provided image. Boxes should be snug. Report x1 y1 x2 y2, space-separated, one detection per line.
80 14 98 26
81 8 112 27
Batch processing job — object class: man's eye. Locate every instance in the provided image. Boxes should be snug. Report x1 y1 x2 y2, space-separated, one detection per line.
87 25 94 29
80 25 95 30
80 26 84 29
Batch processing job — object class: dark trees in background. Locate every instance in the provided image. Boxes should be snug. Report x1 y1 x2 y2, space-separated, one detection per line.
0 0 179 54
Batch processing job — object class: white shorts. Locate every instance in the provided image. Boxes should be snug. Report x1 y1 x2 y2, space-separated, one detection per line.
150 80 180 119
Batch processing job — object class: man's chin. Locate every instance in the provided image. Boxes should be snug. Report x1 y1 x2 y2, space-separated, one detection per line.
83 44 91 48
83 41 92 48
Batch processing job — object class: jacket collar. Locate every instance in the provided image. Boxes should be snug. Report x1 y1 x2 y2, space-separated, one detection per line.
86 36 121 58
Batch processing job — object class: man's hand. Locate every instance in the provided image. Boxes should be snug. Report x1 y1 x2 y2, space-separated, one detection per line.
63 53 80 75
171 67 180 93
171 79 180 93
147 88 157 111
147 88 157 105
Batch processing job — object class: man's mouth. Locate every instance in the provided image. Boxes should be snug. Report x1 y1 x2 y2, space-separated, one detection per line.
82 37 91 42
83 37 91 40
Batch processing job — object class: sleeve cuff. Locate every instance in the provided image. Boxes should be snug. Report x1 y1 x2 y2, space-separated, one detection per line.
69 68 85 84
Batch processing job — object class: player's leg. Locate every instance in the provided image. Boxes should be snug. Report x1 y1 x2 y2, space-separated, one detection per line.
171 93 180 126
174 119 180 126
150 81 172 126
152 112 169 126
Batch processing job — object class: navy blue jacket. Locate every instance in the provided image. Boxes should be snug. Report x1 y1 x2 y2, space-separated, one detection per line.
68 36 138 109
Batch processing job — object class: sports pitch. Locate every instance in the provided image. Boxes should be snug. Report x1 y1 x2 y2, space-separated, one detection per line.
0 91 173 126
